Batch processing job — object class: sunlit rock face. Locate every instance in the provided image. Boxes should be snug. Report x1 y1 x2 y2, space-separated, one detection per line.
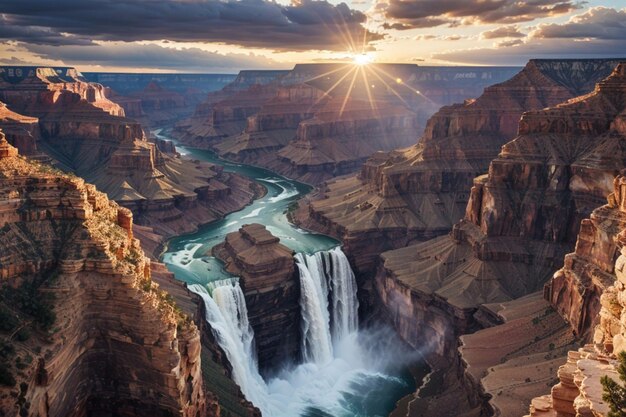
524 173 626 417
0 100 41 157
0 66 261 251
0 135 207 417
295 59 623 277
213 224 300 372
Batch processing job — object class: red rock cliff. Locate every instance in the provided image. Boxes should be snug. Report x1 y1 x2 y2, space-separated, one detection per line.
0 135 207 416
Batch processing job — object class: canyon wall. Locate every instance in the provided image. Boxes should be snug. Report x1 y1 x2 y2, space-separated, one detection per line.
174 64 520 184
0 66 261 252
0 134 260 417
0 135 207 416
295 59 622 277
524 174 626 417
213 224 300 372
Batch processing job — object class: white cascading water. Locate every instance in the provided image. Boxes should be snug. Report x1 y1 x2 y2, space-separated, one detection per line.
190 248 408 417
294 252 333 364
188 279 270 412
327 247 359 343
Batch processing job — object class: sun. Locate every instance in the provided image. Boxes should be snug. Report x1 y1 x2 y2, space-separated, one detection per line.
353 53 373 66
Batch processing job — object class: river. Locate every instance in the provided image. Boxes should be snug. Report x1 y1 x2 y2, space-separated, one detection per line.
158 131 420 417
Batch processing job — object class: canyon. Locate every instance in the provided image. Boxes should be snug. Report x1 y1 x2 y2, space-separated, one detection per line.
0 134 259 417
2 58 626 417
294 59 622 277
0 66 262 255
173 64 520 184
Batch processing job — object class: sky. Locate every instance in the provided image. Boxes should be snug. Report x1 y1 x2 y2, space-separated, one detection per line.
0 0 625 73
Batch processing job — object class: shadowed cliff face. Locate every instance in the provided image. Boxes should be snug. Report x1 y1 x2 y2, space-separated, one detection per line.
0 134 207 417
294 60 622 280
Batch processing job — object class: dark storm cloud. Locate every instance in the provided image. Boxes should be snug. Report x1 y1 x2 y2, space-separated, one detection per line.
0 16 94 46
534 7 626 40
0 0 381 51
381 0 583 29
481 26 526 39
23 43 281 72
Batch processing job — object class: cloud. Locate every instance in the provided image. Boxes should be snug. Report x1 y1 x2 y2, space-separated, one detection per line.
414 34 464 41
0 16 93 46
379 0 583 29
433 38 625 65
430 6 626 65
0 0 382 52
21 42 282 72
481 25 526 39
533 6 626 40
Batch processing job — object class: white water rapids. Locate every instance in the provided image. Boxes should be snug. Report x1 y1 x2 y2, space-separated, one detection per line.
189 247 412 417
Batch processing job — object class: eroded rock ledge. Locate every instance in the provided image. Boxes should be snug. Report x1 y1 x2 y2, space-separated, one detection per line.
213 223 300 372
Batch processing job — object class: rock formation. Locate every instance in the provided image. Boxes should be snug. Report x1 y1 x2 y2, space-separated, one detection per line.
374 61 626 359
213 224 300 372
0 101 41 158
0 134 207 416
524 174 626 417
213 83 327 163
267 96 418 184
174 64 520 184
295 59 622 276
0 66 262 253
0 134 262 416
173 71 288 147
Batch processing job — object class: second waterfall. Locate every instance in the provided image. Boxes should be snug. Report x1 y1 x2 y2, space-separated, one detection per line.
295 247 359 364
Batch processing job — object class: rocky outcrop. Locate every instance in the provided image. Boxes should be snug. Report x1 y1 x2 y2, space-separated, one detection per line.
0 100 41 157
0 135 208 416
524 175 626 417
295 59 622 276
213 224 300 372
0 67 262 253
376 61 626 355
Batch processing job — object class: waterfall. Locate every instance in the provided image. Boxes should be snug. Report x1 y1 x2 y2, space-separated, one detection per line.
294 252 333 364
328 247 359 342
295 247 359 362
190 247 368 417
188 280 269 412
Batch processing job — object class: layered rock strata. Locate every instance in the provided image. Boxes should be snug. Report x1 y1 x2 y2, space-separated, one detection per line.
213 224 300 372
213 84 327 163
0 67 261 251
524 176 626 417
173 72 287 147
0 101 41 157
267 97 418 184
376 61 626 358
295 59 622 275
0 135 208 416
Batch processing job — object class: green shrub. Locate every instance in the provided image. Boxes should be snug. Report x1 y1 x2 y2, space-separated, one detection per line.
602 351 626 417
